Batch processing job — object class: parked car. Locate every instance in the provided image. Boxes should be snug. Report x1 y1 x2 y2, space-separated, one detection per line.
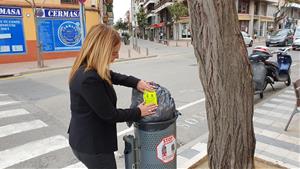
266 29 294 47
241 31 253 47
292 27 300 50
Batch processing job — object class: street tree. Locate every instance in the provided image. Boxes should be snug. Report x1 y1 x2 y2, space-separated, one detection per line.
273 0 300 31
168 2 189 40
25 0 45 68
187 0 256 169
136 7 148 39
114 18 128 31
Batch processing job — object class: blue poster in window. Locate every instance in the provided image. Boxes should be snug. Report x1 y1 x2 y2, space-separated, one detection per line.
38 19 82 52
0 18 26 55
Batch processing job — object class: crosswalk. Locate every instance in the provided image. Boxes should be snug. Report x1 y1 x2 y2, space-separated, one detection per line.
177 87 300 169
0 93 86 169
0 87 299 169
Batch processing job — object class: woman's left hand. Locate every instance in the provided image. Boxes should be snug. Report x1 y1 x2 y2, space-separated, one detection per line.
137 80 155 92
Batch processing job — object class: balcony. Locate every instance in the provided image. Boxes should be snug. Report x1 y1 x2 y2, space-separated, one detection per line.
144 0 156 8
154 0 173 13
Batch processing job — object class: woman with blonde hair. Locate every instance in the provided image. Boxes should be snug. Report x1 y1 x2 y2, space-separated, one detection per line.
68 24 157 169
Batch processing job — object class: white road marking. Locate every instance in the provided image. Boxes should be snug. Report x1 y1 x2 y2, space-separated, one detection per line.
0 120 48 138
0 101 20 107
0 94 8 97
0 135 69 169
0 109 30 119
117 126 134 136
177 98 205 111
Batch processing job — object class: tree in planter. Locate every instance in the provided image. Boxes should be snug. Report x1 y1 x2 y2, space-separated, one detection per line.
187 0 256 168
168 2 189 40
136 7 148 39
272 0 299 31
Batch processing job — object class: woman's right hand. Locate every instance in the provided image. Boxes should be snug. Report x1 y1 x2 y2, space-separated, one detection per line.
138 102 158 117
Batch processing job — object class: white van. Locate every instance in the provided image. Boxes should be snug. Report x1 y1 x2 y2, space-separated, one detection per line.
292 27 300 50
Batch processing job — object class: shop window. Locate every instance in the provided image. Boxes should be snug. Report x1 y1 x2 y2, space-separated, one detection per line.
181 24 191 39
61 0 79 4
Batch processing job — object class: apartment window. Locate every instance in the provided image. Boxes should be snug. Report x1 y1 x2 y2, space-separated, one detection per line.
61 0 79 4
238 0 250 14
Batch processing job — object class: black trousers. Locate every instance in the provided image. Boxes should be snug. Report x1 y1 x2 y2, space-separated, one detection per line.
72 149 117 169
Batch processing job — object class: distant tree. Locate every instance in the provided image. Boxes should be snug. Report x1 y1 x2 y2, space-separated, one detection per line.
168 2 189 22
168 2 189 40
273 0 300 31
114 18 128 31
136 7 148 39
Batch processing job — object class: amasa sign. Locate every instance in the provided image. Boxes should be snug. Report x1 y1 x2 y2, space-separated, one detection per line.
0 6 22 17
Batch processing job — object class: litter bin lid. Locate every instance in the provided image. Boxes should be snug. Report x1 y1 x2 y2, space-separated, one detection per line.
134 115 178 131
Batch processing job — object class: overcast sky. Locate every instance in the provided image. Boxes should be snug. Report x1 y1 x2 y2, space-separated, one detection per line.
113 0 131 23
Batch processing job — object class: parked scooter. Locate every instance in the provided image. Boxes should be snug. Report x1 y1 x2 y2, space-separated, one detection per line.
254 46 292 89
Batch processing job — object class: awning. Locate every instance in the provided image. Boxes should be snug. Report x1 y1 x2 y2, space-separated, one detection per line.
150 22 165 28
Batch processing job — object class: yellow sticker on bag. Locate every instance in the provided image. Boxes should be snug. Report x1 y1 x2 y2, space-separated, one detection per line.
143 91 158 106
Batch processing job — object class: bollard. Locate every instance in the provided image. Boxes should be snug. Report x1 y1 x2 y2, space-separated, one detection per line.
138 47 141 54
175 41 178 47
186 41 189 47
128 49 131 58
146 48 149 56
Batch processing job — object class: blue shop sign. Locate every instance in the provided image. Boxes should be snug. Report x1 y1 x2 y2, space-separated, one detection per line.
0 18 26 55
36 8 79 18
38 19 82 52
0 6 22 17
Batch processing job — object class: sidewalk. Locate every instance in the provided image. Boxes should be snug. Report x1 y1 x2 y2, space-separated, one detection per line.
0 44 156 78
177 63 300 168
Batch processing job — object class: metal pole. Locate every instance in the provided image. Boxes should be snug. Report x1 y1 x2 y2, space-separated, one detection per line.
33 8 44 68
79 2 86 44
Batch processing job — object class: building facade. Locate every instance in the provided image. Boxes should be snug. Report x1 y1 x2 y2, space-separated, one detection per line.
0 0 101 64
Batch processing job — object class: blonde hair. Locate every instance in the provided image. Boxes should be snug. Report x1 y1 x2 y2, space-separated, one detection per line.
69 24 121 84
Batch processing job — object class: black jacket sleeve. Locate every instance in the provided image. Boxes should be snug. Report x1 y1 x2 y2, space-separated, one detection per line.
81 76 141 123
110 71 140 88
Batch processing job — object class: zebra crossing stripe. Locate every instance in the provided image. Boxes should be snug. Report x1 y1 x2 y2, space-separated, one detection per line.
262 103 293 111
0 120 48 138
62 162 87 169
0 94 8 97
270 98 294 105
0 101 20 107
254 127 300 145
0 135 68 169
255 142 300 168
278 94 294 100
0 109 30 119
255 109 289 119
285 90 294 94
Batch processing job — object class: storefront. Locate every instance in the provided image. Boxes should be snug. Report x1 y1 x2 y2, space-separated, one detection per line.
37 8 82 52
0 6 26 55
0 2 99 64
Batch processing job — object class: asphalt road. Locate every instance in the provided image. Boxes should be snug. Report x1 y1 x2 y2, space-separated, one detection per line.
0 40 298 168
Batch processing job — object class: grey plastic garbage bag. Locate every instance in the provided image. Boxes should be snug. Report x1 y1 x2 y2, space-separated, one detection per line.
130 83 179 123
252 62 267 91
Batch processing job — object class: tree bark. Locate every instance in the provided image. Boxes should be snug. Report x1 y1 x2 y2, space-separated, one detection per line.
187 1 256 169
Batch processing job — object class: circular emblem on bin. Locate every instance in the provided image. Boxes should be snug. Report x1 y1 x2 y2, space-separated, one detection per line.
58 21 81 47
156 135 176 163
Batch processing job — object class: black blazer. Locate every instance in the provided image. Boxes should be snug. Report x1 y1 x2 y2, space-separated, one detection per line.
68 65 141 154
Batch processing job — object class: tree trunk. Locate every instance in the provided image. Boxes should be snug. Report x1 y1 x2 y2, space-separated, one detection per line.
187 1 256 169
